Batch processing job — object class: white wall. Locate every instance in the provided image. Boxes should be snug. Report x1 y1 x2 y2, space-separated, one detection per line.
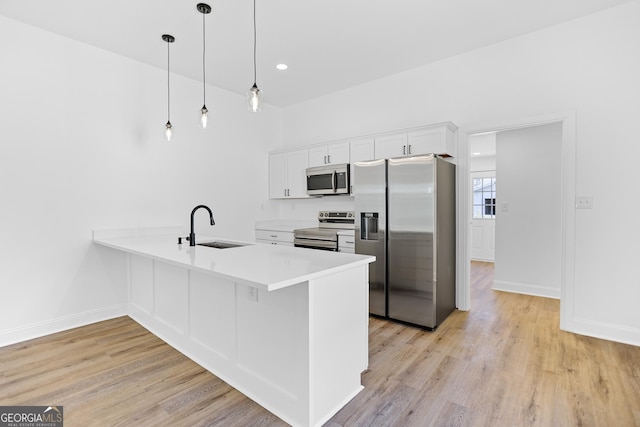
493 123 563 298
0 16 281 345
269 196 356 221
470 132 496 171
281 2 640 345
470 155 496 172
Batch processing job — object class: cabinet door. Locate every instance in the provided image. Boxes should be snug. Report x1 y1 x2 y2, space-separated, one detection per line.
308 145 328 167
287 149 310 198
269 152 288 199
407 127 445 156
327 141 350 164
350 137 375 194
309 141 349 166
374 133 408 159
350 137 375 162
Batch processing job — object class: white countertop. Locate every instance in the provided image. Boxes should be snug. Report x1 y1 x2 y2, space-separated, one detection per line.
93 229 374 292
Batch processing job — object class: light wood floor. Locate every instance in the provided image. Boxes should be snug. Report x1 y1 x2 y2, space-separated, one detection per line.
1 262 638 426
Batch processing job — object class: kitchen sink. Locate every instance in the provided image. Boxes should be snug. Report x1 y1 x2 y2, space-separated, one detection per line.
197 241 248 249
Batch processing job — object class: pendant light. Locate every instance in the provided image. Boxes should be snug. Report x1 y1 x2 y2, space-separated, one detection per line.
162 34 175 141
247 0 262 112
197 3 211 128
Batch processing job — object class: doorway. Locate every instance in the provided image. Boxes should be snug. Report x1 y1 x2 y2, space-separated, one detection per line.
469 132 497 262
457 112 577 333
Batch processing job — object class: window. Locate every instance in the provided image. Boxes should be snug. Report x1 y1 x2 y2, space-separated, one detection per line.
473 177 496 219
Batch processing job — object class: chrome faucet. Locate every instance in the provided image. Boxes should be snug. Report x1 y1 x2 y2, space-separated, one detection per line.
189 205 215 246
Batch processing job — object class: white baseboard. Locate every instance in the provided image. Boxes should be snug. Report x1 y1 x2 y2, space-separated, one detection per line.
0 304 127 347
569 317 640 347
492 280 560 299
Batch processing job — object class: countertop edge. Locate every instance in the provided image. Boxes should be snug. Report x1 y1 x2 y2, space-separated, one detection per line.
93 231 374 292
93 238 271 290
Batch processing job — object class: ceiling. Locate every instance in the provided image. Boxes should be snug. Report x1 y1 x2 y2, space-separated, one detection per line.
0 0 632 107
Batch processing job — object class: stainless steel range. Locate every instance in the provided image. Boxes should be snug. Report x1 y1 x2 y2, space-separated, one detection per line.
294 211 355 251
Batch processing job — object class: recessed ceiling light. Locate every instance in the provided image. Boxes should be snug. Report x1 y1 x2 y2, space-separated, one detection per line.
276 63 288 70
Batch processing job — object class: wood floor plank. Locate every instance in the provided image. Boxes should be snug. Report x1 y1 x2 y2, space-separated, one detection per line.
1 261 638 426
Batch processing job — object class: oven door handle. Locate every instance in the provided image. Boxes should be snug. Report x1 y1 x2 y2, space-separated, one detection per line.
294 237 338 250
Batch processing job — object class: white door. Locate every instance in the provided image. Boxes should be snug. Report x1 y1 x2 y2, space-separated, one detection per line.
470 171 496 262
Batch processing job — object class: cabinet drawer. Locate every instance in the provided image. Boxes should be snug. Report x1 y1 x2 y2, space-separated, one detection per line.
256 239 294 247
338 233 355 254
338 235 355 248
255 230 294 243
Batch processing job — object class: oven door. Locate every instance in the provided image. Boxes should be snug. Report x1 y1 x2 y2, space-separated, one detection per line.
306 164 350 195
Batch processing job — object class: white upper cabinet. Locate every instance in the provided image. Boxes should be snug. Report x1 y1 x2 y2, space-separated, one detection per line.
407 123 457 158
374 133 409 159
350 137 375 163
374 123 457 159
269 152 288 199
268 122 456 199
308 141 350 167
269 149 310 199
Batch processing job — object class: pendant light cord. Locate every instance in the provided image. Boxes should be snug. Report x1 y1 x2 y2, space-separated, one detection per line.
202 11 206 105
167 40 171 121
253 0 257 85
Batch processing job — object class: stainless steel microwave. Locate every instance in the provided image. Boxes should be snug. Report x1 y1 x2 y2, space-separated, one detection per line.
306 164 350 195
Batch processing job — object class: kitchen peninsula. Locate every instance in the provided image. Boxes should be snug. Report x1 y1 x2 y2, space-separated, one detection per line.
93 227 375 427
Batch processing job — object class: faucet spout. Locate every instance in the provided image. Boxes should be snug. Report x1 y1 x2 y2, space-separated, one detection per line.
189 204 215 246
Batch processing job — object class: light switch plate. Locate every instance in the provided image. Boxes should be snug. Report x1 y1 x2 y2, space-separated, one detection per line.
576 196 593 209
247 286 259 302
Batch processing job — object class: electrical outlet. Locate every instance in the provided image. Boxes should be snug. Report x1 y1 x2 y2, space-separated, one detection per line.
247 286 259 302
576 196 593 209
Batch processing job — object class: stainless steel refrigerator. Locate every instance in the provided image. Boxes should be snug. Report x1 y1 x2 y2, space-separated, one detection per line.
354 154 456 329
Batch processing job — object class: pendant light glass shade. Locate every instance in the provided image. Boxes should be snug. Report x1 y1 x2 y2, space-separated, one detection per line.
200 106 208 128
248 83 261 112
248 0 261 112
162 34 175 141
197 3 211 128
165 121 173 141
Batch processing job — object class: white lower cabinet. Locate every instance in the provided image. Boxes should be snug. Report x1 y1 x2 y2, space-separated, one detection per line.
338 234 355 254
126 253 369 427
